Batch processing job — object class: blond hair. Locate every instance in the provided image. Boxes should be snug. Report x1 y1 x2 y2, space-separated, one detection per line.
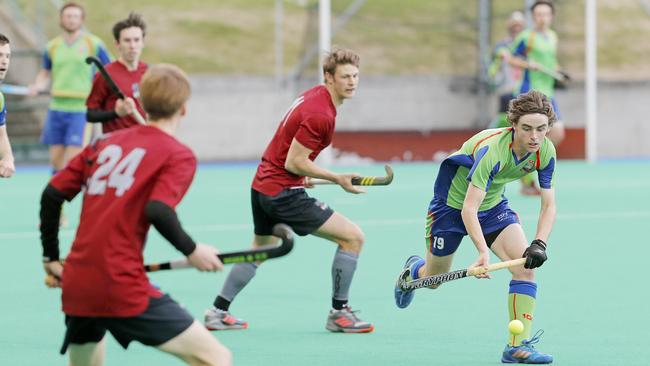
140 64 191 121
322 48 360 77
507 90 557 127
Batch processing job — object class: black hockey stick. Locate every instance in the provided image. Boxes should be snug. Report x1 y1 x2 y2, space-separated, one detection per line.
85 56 147 125
144 223 295 272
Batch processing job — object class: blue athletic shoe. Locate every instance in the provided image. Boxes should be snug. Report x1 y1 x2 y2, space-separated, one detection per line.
502 330 553 364
394 255 422 309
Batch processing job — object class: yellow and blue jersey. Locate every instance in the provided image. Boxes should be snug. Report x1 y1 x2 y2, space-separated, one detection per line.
43 33 111 112
0 91 6 126
511 29 558 98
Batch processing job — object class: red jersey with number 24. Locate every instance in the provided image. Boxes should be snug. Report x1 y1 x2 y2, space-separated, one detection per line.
50 125 197 317
252 85 337 196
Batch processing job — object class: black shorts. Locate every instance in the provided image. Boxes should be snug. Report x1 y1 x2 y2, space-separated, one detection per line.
252 188 334 236
60 294 194 354
499 93 514 113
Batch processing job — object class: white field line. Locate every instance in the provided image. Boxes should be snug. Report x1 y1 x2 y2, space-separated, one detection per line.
1 210 649 239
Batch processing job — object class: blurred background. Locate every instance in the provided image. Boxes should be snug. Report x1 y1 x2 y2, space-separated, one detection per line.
1 0 649 163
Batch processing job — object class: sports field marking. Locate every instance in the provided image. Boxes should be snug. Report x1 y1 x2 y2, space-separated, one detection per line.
2 210 648 239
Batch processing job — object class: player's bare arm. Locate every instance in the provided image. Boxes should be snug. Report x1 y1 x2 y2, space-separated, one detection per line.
507 55 538 71
534 188 556 243
461 183 491 278
28 69 51 96
285 137 364 194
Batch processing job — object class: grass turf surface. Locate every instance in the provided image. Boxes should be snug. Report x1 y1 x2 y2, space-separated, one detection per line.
1 161 648 365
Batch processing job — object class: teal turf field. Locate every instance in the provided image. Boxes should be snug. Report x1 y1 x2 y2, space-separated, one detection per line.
1 161 648 365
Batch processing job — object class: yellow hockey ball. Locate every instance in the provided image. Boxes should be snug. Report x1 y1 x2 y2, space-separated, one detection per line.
508 319 524 335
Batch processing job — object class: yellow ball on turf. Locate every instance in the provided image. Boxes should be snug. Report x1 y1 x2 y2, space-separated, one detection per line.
508 319 524 335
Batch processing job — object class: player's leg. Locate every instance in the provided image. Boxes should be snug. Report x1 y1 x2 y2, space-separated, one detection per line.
547 120 565 146
107 294 231 366
205 234 273 330
157 321 232 366
206 189 278 330
490 224 552 364
520 172 541 196
49 145 66 171
41 110 66 171
49 144 69 228
61 316 108 366
492 93 513 129
41 110 70 226
62 111 87 164
68 339 106 366
547 98 565 146
394 204 464 308
314 212 374 333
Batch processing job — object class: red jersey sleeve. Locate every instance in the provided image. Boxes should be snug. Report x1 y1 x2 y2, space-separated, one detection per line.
294 113 333 151
148 148 197 208
50 147 91 200
86 73 109 110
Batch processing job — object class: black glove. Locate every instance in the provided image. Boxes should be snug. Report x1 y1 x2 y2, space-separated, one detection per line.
523 239 547 269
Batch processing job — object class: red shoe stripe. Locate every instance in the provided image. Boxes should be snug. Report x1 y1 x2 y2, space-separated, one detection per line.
334 317 354 327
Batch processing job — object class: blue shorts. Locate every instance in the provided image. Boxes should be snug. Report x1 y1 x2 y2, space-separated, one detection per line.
41 109 87 146
425 199 520 256
550 97 562 120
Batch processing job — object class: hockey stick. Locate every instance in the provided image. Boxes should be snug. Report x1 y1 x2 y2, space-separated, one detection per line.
85 56 147 125
397 258 526 291
45 224 294 286
144 223 295 272
0 83 86 98
308 164 394 186
536 64 571 83
0 84 49 96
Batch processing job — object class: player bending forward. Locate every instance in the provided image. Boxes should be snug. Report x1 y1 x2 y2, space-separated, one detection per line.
39 64 231 366
395 90 556 364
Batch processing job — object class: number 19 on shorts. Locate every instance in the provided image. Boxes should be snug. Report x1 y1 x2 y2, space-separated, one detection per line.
431 236 444 250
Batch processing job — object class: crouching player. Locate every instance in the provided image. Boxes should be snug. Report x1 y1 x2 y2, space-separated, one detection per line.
394 90 556 364
39 64 231 366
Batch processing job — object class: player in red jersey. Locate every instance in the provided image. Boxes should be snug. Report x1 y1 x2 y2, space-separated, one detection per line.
86 12 147 133
39 64 231 366
205 48 374 334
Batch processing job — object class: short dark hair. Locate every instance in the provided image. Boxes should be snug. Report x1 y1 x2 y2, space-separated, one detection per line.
112 12 146 41
0 34 9 46
531 0 555 14
60 2 85 18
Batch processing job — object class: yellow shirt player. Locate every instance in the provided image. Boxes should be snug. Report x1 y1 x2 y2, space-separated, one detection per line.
29 2 110 176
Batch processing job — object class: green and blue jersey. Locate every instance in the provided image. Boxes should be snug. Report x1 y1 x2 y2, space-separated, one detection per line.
43 33 111 112
511 29 558 98
434 128 556 211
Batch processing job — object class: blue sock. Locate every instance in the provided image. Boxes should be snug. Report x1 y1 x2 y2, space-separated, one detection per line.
411 258 425 280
